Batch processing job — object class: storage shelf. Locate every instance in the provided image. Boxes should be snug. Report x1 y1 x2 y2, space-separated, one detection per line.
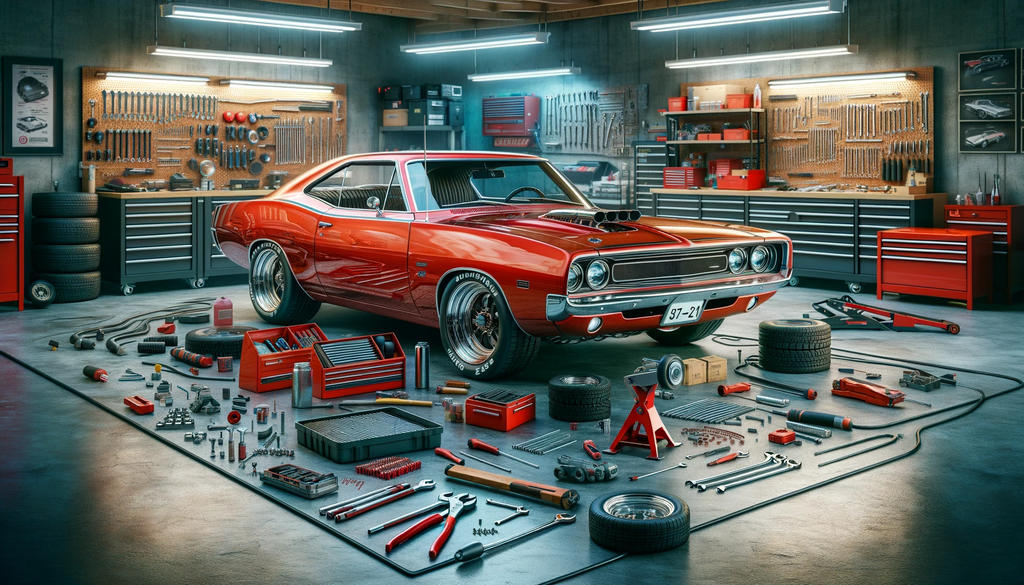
662 108 765 116
666 139 765 145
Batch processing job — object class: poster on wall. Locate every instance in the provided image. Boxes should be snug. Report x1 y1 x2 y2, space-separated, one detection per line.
2 56 64 156
958 49 1016 92
958 93 1016 121
959 121 1016 154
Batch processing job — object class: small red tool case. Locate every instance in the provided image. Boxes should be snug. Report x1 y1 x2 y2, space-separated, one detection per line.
945 205 1024 302
465 389 535 432
239 324 327 393
877 227 993 310
124 395 155 414
663 167 706 189
311 333 406 399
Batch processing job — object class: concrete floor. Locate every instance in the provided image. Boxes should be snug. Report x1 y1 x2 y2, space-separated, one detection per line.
1 277 1022 584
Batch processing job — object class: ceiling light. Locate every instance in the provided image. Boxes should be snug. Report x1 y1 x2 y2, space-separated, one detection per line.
666 45 857 69
402 32 550 54
633 0 844 32
220 79 334 92
468 67 580 82
148 46 332 68
160 2 361 33
769 71 917 88
97 71 210 85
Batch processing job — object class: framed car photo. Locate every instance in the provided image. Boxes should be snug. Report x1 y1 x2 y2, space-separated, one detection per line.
958 48 1017 92
959 93 1017 122
959 121 1016 154
2 56 64 156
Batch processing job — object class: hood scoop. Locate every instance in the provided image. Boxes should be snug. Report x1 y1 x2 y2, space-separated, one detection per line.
540 209 643 232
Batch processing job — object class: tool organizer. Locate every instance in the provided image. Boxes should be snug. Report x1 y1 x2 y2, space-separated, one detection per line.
464 389 535 432
80 68 346 188
259 464 339 499
311 333 406 399
239 324 327 393
296 407 443 464
540 84 646 157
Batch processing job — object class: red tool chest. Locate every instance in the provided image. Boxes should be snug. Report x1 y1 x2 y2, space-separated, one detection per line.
0 159 24 311
944 205 1023 302
482 96 540 136
465 389 536 432
239 324 327 393
663 167 706 189
877 227 993 310
311 332 406 399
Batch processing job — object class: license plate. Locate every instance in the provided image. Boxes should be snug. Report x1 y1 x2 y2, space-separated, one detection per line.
660 299 705 326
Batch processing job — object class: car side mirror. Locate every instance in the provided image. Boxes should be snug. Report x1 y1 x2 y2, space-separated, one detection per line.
367 196 383 217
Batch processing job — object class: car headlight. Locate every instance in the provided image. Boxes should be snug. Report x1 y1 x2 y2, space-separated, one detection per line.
586 260 610 290
728 248 747 274
567 264 583 293
750 245 771 273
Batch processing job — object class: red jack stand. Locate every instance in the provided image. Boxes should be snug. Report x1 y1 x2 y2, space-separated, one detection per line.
604 356 683 461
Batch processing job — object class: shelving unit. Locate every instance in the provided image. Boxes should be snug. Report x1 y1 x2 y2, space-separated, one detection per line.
378 126 465 151
661 108 767 174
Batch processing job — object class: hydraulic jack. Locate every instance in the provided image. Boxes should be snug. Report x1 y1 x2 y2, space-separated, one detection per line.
808 295 960 334
604 355 683 460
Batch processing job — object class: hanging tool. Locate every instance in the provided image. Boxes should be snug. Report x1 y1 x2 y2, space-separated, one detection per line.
708 451 748 466
467 439 539 468
453 514 576 562
444 464 579 509
809 295 960 334
486 499 530 525
384 493 477 559
628 461 687 481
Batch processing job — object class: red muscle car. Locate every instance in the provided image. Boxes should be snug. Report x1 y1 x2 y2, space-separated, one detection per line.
213 152 792 379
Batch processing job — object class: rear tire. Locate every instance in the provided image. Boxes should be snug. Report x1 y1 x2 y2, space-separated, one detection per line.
31 244 100 273
589 490 690 554
31 192 98 218
31 217 100 245
248 241 320 325
758 319 831 374
646 319 723 346
547 375 612 422
30 271 100 303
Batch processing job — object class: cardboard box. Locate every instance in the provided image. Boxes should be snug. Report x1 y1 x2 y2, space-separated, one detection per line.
682 358 707 386
383 109 408 127
688 84 744 108
700 355 728 383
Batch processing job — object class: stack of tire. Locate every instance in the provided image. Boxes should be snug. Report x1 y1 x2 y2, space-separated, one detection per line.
547 375 612 422
757 319 831 374
30 192 101 305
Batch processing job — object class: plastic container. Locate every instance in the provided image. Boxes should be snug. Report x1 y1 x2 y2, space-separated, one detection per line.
296 408 443 463
668 97 686 111
717 170 767 190
726 94 754 109
722 129 753 140
213 297 233 327
697 133 723 141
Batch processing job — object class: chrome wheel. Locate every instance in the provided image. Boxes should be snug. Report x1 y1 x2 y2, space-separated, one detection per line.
445 279 500 365
251 247 285 314
602 494 677 520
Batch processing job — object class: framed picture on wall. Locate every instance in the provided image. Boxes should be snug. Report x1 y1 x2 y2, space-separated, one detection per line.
958 93 1016 122
959 121 1016 153
958 48 1016 92
2 56 64 156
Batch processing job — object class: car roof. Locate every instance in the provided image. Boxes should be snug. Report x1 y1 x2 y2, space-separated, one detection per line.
332 151 547 164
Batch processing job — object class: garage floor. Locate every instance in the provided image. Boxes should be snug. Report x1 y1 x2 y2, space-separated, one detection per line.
1 279 1022 584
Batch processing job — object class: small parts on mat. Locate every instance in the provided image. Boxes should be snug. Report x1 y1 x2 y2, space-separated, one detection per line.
809 295 960 334
629 461 686 482
434 447 465 465
153 389 173 406
188 386 221 415
119 369 146 382
414 342 430 389
513 431 575 455
899 370 942 392
554 456 618 483
124 395 154 414
660 399 754 424
685 446 730 460
217 357 233 372
227 410 242 424
653 389 674 400
687 452 801 493
156 408 194 430
680 426 745 447
465 389 536 432
454 513 576 562
237 428 248 460
184 431 207 445
377 390 408 399
83 365 108 382
723 420 742 426
604 355 684 461
786 421 832 438
468 438 539 469
254 404 270 423
588 491 690 554
442 398 464 422
142 361 236 382
486 498 529 525
171 347 213 368
708 451 748 466
335 479 437 523
48 340 60 351
444 464 580 510
383 492 476 559
582 440 601 460
260 464 339 499
436 385 468 395
746 415 766 427
444 380 471 389
356 456 422 480
157 319 175 334
815 433 902 467
768 429 797 445
838 367 882 380
74 338 96 350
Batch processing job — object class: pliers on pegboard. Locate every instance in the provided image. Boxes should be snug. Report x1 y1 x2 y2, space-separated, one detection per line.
384 493 476 558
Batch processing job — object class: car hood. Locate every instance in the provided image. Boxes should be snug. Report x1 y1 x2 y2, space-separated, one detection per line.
443 208 777 252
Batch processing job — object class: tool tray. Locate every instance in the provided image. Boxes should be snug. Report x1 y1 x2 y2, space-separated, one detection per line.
259 464 339 499
296 407 442 463
310 332 406 399
239 324 326 393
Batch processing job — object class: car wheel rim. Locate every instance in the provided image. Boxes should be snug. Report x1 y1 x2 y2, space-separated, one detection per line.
603 494 676 520
446 279 499 365
559 376 600 386
31 283 52 301
251 248 285 314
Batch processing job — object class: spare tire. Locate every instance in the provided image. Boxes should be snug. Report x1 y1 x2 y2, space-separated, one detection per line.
185 326 257 358
30 271 100 303
589 490 690 553
31 192 98 218
31 243 100 273
758 319 831 374
547 375 612 422
31 217 100 244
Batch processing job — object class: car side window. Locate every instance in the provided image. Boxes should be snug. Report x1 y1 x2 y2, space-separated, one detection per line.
307 162 408 212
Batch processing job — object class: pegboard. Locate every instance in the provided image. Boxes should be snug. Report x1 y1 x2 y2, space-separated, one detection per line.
81 67 346 188
681 67 934 189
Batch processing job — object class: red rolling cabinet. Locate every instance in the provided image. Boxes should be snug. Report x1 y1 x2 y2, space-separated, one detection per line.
0 159 24 311
877 228 993 310
945 205 1023 302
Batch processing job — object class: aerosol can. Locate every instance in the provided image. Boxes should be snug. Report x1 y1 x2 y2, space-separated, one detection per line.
992 174 1001 206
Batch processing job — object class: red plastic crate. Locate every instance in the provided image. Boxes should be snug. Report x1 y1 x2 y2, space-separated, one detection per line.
717 170 766 190
239 324 327 393
726 94 753 109
311 333 406 399
465 391 535 432
722 129 753 140
697 133 722 141
668 97 686 111
663 167 707 189
709 159 743 177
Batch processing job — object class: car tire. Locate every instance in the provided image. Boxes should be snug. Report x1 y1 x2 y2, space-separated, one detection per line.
31 244 100 273
439 271 540 380
31 217 100 245
547 375 612 422
758 319 831 374
978 111 987 119
30 271 100 303
27 279 56 308
589 490 690 554
646 319 723 346
981 140 989 148
184 326 257 359
31 192 98 218
248 241 320 325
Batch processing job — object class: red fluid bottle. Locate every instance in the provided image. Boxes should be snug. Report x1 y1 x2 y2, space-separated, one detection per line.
214 297 233 326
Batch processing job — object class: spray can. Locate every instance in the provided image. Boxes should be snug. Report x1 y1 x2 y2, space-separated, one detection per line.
292 362 312 408
415 342 430 389
213 297 233 327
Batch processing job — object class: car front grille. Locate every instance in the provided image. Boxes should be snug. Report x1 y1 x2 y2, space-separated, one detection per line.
611 253 728 284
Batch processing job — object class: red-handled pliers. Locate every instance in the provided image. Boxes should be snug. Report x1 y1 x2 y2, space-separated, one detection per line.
708 451 749 466
385 493 476 558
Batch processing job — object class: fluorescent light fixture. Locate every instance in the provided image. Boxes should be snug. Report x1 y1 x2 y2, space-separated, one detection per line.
666 44 857 69
148 46 332 68
769 71 917 88
468 67 580 82
220 79 334 92
160 2 361 33
633 0 844 32
97 71 209 85
402 32 550 54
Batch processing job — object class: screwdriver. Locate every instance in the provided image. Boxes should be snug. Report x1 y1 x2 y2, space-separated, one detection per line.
467 438 540 468
434 447 465 465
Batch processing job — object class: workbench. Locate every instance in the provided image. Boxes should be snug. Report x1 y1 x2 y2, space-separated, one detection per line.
647 188 947 292
97 189 269 294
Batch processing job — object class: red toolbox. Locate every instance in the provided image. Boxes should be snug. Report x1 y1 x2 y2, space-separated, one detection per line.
0 158 24 311
717 169 766 190
877 227 993 310
945 205 1024 302
697 133 722 141
663 167 706 189
311 333 406 399
124 395 155 415
668 97 687 112
239 324 327 393
709 158 742 177
465 389 535 432
722 128 755 140
726 93 754 109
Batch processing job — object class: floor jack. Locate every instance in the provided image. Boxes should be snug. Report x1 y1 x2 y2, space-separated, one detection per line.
807 295 960 335
604 355 684 461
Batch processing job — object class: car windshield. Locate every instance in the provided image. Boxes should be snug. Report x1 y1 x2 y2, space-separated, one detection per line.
406 160 593 211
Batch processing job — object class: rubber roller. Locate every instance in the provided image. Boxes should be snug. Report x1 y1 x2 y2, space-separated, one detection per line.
143 335 179 347
170 347 213 368
138 342 168 355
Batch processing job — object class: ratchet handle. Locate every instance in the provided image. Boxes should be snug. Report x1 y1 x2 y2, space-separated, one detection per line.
385 513 444 553
429 515 458 560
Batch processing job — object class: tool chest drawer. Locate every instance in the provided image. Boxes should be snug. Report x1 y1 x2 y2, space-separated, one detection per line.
0 169 24 310
123 200 195 275
0 235 20 294
311 332 406 399
749 198 856 275
652 193 700 219
877 228 992 309
634 142 667 214
857 202 913 275
699 195 745 223
239 324 326 393
945 205 1023 302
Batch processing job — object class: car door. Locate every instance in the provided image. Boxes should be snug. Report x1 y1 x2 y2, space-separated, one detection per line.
310 161 417 315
